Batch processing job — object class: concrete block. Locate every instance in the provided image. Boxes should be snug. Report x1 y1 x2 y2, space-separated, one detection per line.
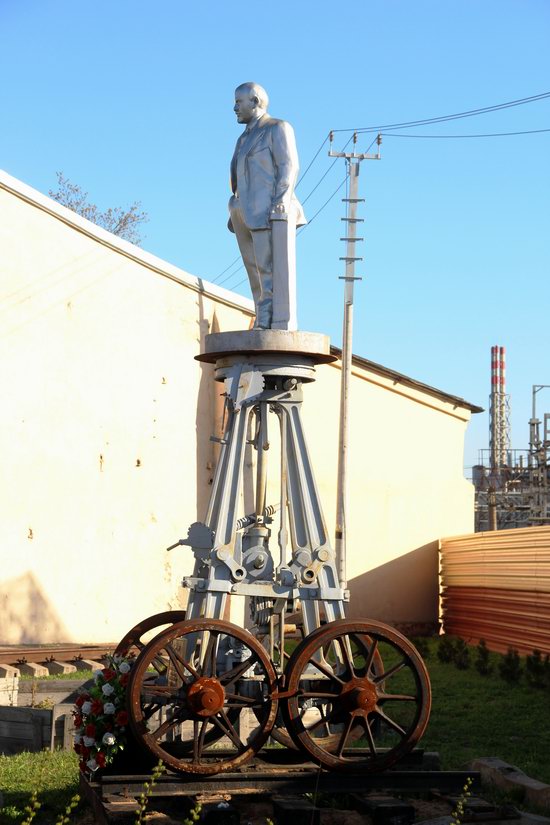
469 758 550 813
0 675 19 706
44 661 77 676
0 664 21 678
355 794 415 825
17 662 49 678
272 795 320 825
73 659 104 672
520 813 550 825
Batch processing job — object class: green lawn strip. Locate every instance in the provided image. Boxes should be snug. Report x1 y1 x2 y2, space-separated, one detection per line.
420 639 550 784
0 751 79 824
19 671 93 682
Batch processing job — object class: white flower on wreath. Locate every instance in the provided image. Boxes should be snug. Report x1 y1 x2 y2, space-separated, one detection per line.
93 669 103 681
118 661 131 674
73 733 82 745
102 683 115 696
81 701 92 715
102 732 116 746
103 702 116 714
86 758 98 772
83 736 96 748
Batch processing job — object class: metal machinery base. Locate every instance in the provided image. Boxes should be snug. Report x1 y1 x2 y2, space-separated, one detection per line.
119 330 432 776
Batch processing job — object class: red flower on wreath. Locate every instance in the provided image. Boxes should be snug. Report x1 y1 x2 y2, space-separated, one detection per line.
85 723 96 738
119 673 129 687
102 668 116 681
115 710 128 726
91 699 103 715
75 694 87 708
74 713 83 728
96 752 106 768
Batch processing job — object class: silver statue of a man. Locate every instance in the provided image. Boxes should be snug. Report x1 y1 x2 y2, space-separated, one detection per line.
228 82 306 330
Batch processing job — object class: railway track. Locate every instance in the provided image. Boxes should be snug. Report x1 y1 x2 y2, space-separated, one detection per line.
0 644 117 666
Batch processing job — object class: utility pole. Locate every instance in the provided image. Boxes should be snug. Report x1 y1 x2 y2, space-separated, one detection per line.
330 131 381 590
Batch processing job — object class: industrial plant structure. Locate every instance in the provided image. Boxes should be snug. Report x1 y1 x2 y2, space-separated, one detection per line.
473 346 550 531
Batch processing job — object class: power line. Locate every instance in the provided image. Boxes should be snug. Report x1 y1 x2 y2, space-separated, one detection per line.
216 261 245 287
330 91 550 134
211 254 241 283
301 136 353 205
380 127 550 139
296 135 329 188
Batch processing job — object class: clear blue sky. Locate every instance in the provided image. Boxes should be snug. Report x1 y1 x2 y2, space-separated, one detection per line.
1 0 549 470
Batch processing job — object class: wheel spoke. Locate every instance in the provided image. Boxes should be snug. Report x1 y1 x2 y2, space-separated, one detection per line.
378 692 417 702
358 635 379 675
211 711 244 749
225 692 262 706
305 657 345 686
164 641 199 680
373 707 407 737
219 657 256 687
358 715 377 755
300 691 339 700
302 704 338 734
202 632 218 678
374 659 406 683
142 702 163 721
336 714 355 757
150 711 189 741
195 718 209 762
141 683 173 697
151 654 168 675
337 636 355 677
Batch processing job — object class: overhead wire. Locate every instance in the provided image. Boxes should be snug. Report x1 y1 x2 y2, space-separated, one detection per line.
380 127 550 139
330 91 550 134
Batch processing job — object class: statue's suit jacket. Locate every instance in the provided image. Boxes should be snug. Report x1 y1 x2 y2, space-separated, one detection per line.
229 114 306 232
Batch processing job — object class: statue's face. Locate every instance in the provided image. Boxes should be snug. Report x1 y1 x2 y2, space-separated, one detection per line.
234 90 256 124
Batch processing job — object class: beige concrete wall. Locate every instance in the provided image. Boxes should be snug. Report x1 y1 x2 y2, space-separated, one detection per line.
0 172 474 643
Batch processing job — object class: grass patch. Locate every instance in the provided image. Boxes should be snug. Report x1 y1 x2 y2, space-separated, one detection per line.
421 638 550 783
0 751 79 824
19 672 93 682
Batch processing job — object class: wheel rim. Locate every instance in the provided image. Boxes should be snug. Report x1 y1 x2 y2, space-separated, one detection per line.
283 619 431 771
114 610 187 657
127 618 278 775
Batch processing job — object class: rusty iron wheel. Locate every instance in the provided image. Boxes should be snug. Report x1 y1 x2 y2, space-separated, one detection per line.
266 630 384 753
114 610 187 658
115 610 236 758
127 618 278 775
282 619 431 772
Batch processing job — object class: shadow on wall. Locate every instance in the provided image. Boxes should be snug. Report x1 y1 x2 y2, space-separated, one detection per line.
347 541 440 632
0 571 71 643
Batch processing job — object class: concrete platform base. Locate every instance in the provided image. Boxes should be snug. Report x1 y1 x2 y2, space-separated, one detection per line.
196 329 335 365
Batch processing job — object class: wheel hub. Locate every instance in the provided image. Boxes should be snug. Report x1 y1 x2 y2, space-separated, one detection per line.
339 677 378 713
187 677 225 717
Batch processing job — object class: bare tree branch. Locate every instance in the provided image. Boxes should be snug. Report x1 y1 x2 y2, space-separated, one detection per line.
49 172 149 246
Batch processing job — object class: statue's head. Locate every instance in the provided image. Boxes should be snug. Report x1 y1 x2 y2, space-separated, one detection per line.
234 82 269 124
